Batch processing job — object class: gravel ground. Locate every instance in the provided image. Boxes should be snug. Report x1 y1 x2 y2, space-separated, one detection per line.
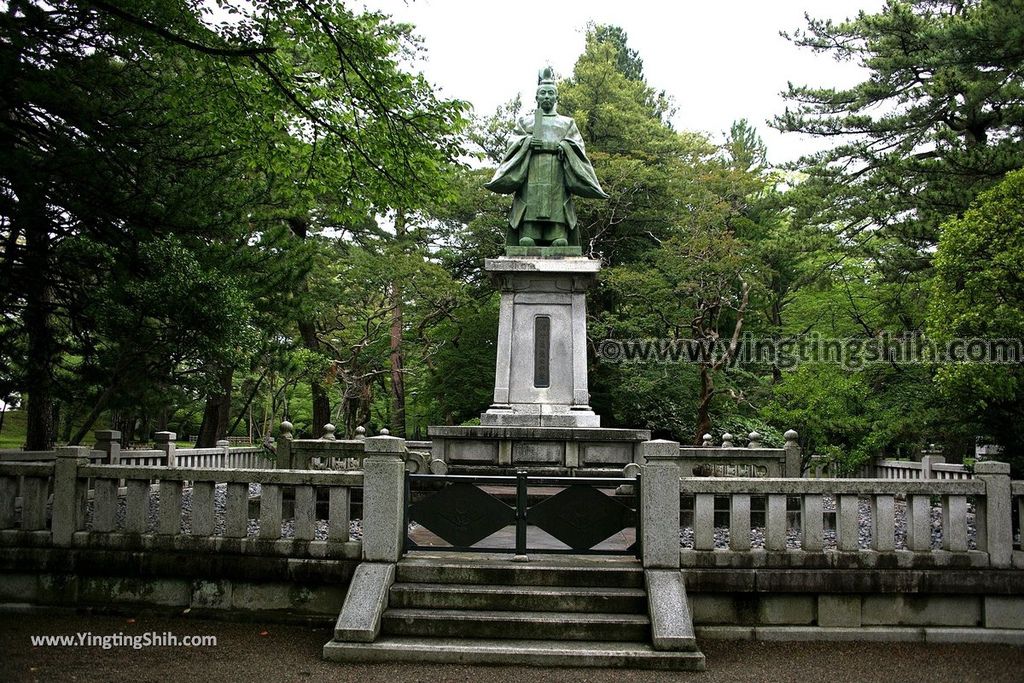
2 611 1022 683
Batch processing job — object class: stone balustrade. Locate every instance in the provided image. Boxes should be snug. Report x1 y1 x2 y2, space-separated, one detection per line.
1 436 1020 573
0 446 362 560
679 477 984 555
678 430 802 478
642 441 1020 571
0 430 273 470
808 454 973 480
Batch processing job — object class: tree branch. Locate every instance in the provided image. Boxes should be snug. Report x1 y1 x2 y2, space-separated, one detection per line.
83 0 276 57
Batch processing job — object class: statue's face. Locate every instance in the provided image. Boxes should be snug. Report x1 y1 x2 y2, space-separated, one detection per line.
536 85 557 113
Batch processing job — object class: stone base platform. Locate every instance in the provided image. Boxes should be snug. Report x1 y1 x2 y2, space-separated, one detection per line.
481 403 600 428
323 637 706 670
427 425 651 474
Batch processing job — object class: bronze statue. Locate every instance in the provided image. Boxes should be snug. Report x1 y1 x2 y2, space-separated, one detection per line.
485 66 608 250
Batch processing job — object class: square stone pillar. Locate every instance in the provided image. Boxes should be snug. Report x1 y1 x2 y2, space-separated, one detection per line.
975 460 1012 568
361 435 408 562
154 431 177 467
482 256 601 428
93 430 121 465
641 439 682 569
52 446 89 547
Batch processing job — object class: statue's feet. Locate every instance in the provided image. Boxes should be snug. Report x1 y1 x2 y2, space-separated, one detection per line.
552 238 568 247
519 237 536 247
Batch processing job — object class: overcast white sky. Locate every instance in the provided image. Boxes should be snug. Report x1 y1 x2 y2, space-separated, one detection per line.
359 0 883 164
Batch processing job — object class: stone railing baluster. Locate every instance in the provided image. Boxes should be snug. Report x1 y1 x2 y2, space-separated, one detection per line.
294 485 316 541
259 484 283 540
694 493 715 551
906 493 931 551
801 494 824 551
192 481 215 537
942 494 968 552
224 483 248 538
92 478 118 533
766 494 787 551
0 474 16 529
328 486 351 542
125 479 150 534
729 493 751 551
158 480 183 535
871 494 896 552
20 474 47 531
836 494 860 551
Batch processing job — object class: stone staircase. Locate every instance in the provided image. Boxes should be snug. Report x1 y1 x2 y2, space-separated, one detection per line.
324 555 705 670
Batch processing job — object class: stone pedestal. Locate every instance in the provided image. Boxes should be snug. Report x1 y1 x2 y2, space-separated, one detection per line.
427 425 651 475
482 256 600 428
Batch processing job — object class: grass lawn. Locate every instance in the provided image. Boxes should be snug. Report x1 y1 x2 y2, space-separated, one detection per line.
0 410 26 449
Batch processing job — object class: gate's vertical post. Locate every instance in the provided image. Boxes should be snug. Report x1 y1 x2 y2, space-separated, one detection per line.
641 439 681 569
402 471 412 552
52 446 89 547
975 461 1012 568
362 435 408 562
515 470 528 559
634 473 643 560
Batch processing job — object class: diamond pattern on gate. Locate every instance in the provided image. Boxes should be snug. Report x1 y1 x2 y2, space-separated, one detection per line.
528 484 634 551
409 482 515 548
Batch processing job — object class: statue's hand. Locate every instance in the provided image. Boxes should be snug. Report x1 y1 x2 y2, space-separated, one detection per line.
529 138 543 149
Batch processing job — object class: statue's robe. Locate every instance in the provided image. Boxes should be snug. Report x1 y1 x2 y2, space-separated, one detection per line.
484 111 608 246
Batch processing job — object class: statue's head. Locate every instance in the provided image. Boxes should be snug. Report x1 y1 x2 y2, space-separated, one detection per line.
536 66 558 114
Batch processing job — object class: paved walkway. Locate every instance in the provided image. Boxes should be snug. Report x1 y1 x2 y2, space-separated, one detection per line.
2 611 1022 682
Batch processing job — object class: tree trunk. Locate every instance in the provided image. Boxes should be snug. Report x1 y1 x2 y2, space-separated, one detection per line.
298 320 330 437
155 406 169 433
388 286 406 438
694 364 714 446
388 210 407 437
288 216 330 437
22 186 55 450
70 382 118 445
195 368 233 447
228 370 267 437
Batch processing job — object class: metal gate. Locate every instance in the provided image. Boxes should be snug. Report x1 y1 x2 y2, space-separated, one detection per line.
404 471 641 557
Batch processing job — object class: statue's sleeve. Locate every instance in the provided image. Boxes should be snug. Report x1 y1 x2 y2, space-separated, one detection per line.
563 119 586 150
484 135 530 194
560 121 609 200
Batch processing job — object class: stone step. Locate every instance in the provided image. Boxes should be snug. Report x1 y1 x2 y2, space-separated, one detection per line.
389 582 648 613
323 636 705 671
381 608 650 642
396 557 643 588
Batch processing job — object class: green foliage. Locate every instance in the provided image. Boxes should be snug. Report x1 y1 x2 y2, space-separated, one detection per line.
419 294 499 426
775 0 1024 251
0 0 467 445
929 168 1024 475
